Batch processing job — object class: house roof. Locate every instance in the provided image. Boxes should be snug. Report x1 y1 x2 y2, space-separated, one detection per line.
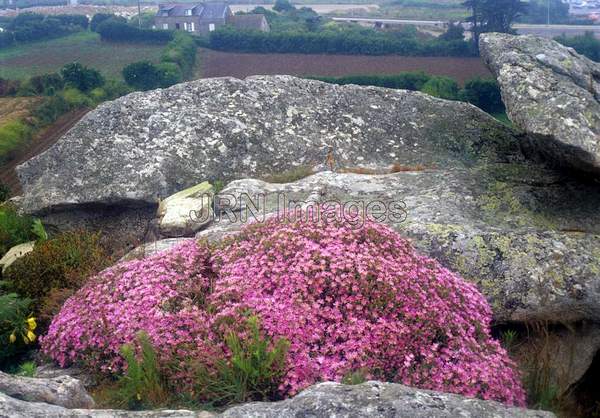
230 14 267 30
157 2 229 19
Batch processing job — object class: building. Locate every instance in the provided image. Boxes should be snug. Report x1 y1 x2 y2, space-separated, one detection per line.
155 3 232 34
154 3 270 34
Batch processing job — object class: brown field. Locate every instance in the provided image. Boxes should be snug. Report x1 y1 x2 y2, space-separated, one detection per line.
196 49 492 85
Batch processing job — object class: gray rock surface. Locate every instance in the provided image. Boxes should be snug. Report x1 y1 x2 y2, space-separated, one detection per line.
199 169 600 323
0 382 553 418
480 33 600 174
0 371 94 409
0 392 213 418
221 382 554 418
17 75 523 214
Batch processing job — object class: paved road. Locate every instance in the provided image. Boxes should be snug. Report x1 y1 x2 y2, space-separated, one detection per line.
331 17 600 38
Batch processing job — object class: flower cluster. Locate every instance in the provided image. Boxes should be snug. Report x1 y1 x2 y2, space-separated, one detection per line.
41 241 217 385
42 216 526 406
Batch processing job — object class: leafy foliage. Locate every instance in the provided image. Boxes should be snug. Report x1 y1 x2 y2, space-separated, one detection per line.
0 206 35 258
0 294 34 367
3 230 109 327
463 0 527 45
0 183 9 203
111 332 171 410
61 62 105 93
97 19 173 44
1 13 87 46
556 32 600 62
195 316 290 406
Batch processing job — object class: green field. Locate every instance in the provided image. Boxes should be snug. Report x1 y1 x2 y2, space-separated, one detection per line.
0 32 165 80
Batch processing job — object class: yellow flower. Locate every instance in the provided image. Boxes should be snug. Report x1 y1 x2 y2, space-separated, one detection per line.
23 335 29 344
26 330 36 343
9 333 16 344
136 393 141 401
26 317 37 331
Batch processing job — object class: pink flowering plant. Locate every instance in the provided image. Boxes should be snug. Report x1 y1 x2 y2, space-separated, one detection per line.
42 214 526 406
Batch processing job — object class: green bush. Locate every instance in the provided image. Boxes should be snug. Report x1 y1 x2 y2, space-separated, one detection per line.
160 32 196 79
0 120 32 165
311 72 430 91
31 95 73 125
0 207 35 258
194 316 289 406
3 230 109 327
459 77 505 114
109 332 171 410
209 27 474 57
0 183 9 203
61 62 105 92
556 31 600 62
97 19 173 44
61 87 93 107
420 75 460 100
91 13 124 32
0 293 35 367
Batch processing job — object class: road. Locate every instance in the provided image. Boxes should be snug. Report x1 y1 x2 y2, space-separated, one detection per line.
331 17 600 38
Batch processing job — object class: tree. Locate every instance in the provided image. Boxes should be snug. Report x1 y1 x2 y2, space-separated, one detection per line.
463 0 527 46
90 13 123 32
273 0 295 13
439 22 465 41
61 62 104 92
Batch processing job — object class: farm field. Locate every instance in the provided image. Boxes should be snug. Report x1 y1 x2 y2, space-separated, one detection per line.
195 49 491 85
0 97 41 124
0 32 165 80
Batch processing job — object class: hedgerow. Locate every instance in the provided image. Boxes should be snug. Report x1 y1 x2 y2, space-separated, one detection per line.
42 215 526 406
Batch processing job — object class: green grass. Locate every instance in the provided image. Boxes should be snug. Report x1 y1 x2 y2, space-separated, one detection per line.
0 32 165 80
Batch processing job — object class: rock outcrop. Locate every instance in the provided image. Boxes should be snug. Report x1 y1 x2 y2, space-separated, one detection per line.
197 170 600 324
0 371 94 409
17 75 523 214
480 33 600 175
0 382 554 418
222 382 554 418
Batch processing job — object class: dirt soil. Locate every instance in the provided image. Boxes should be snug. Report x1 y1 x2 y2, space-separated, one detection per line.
197 49 492 85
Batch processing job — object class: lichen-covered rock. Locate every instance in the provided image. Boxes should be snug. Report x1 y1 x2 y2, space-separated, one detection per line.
0 383 553 418
0 392 212 417
0 371 94 409
480 33 600 174
158 182 213 237
202 169 600 323
221 382 554 418
17 75 522 214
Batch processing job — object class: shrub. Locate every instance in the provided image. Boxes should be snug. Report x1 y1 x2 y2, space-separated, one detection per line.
0 183 9 203
0 78 20 96
60 87 93 108
160 32 196 79
110 332 171 410
61 62 104 92
44 217 526 406
3 230 109 326
41 240 216 379
420 75 460 100
0 293 35 367
0 206 35 258
97 19 173 44
195 316 290 406
28 72 64 96
0 120 32 164
310 72 431 91
555 31 600 62
91 13 124 32
459 77 505 114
